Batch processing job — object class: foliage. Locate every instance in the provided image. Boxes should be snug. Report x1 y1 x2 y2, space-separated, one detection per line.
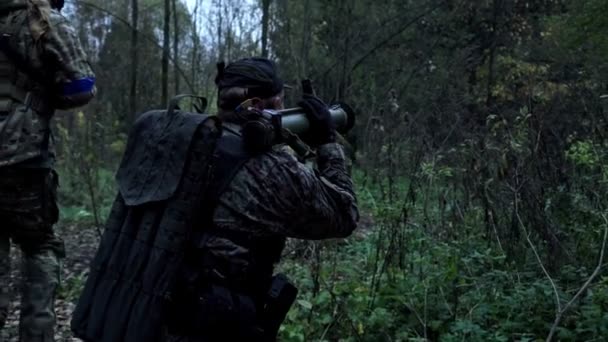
278 176 608 341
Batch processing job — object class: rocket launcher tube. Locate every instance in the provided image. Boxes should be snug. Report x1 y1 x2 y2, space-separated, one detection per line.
271 103 355 135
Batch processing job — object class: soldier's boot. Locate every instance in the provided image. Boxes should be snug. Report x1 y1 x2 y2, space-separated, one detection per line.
0 233 10 330
18 248 60 342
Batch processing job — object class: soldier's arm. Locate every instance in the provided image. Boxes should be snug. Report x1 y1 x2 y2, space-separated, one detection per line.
41 11 95 109
275 142 359 240
214 142 358 240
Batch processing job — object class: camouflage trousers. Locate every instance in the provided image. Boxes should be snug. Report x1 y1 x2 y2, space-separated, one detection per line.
0 168 64 342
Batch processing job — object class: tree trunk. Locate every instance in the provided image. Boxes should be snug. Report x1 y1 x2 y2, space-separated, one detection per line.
486 0 499 109
172 0 179 94
217 0 224 61
300 0 311 77
162 0 170 106
261 0 271 57
129 0 138 120
191 0 200 95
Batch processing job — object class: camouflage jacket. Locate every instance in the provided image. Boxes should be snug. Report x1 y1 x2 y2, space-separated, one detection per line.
0 0 95 167
204 138 359 285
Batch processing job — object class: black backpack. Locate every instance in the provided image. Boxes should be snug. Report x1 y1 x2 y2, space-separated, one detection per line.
71 96 250 342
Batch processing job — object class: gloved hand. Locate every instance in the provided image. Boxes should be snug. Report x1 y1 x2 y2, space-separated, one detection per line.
298 94 336 146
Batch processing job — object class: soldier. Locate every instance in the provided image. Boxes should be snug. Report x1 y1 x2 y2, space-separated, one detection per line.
71 57 356 342
0 0 95 341
168 58 358 340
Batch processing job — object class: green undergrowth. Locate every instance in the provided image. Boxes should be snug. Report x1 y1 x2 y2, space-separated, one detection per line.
278 171 608 341
57 167 117 224
278 228 608 341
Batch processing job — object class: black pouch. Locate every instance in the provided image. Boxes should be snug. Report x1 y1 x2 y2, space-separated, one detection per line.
166 283 259 340
260 273 298 340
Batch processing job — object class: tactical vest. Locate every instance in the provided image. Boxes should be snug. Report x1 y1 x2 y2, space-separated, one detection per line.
0 1 53 167
188 124 286 295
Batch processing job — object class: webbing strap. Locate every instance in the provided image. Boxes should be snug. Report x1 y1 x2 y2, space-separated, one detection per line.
207 125 252 203
193 124 251 247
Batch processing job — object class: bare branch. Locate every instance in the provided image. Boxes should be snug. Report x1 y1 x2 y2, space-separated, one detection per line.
511 187 562 315
349 2 443 74
68 0 197 94
545 212 608 341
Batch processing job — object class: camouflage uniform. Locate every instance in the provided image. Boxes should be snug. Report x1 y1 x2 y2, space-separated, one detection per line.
213 142 357 239
165 127 359 341
161 58 359 341
0 1 95 341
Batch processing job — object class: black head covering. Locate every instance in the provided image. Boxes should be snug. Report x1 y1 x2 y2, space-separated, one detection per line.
215 57 284 99
50 0 65 11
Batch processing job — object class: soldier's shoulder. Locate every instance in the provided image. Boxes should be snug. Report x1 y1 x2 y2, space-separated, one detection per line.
249 147 296 168
268 146 303 168
45 9 79 42
226 148 297 193
317 143 346 159
243 146 304 179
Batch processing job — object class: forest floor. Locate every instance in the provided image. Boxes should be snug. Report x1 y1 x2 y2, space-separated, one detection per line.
2 223 98 342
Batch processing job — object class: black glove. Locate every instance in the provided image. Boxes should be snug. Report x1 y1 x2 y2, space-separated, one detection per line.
298 94 336 146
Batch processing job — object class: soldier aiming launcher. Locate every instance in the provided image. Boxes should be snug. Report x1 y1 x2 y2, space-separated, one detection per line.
71 96 356 341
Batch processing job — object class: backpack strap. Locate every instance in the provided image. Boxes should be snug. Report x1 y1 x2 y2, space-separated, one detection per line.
207 124 251 201
190 123 252 250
